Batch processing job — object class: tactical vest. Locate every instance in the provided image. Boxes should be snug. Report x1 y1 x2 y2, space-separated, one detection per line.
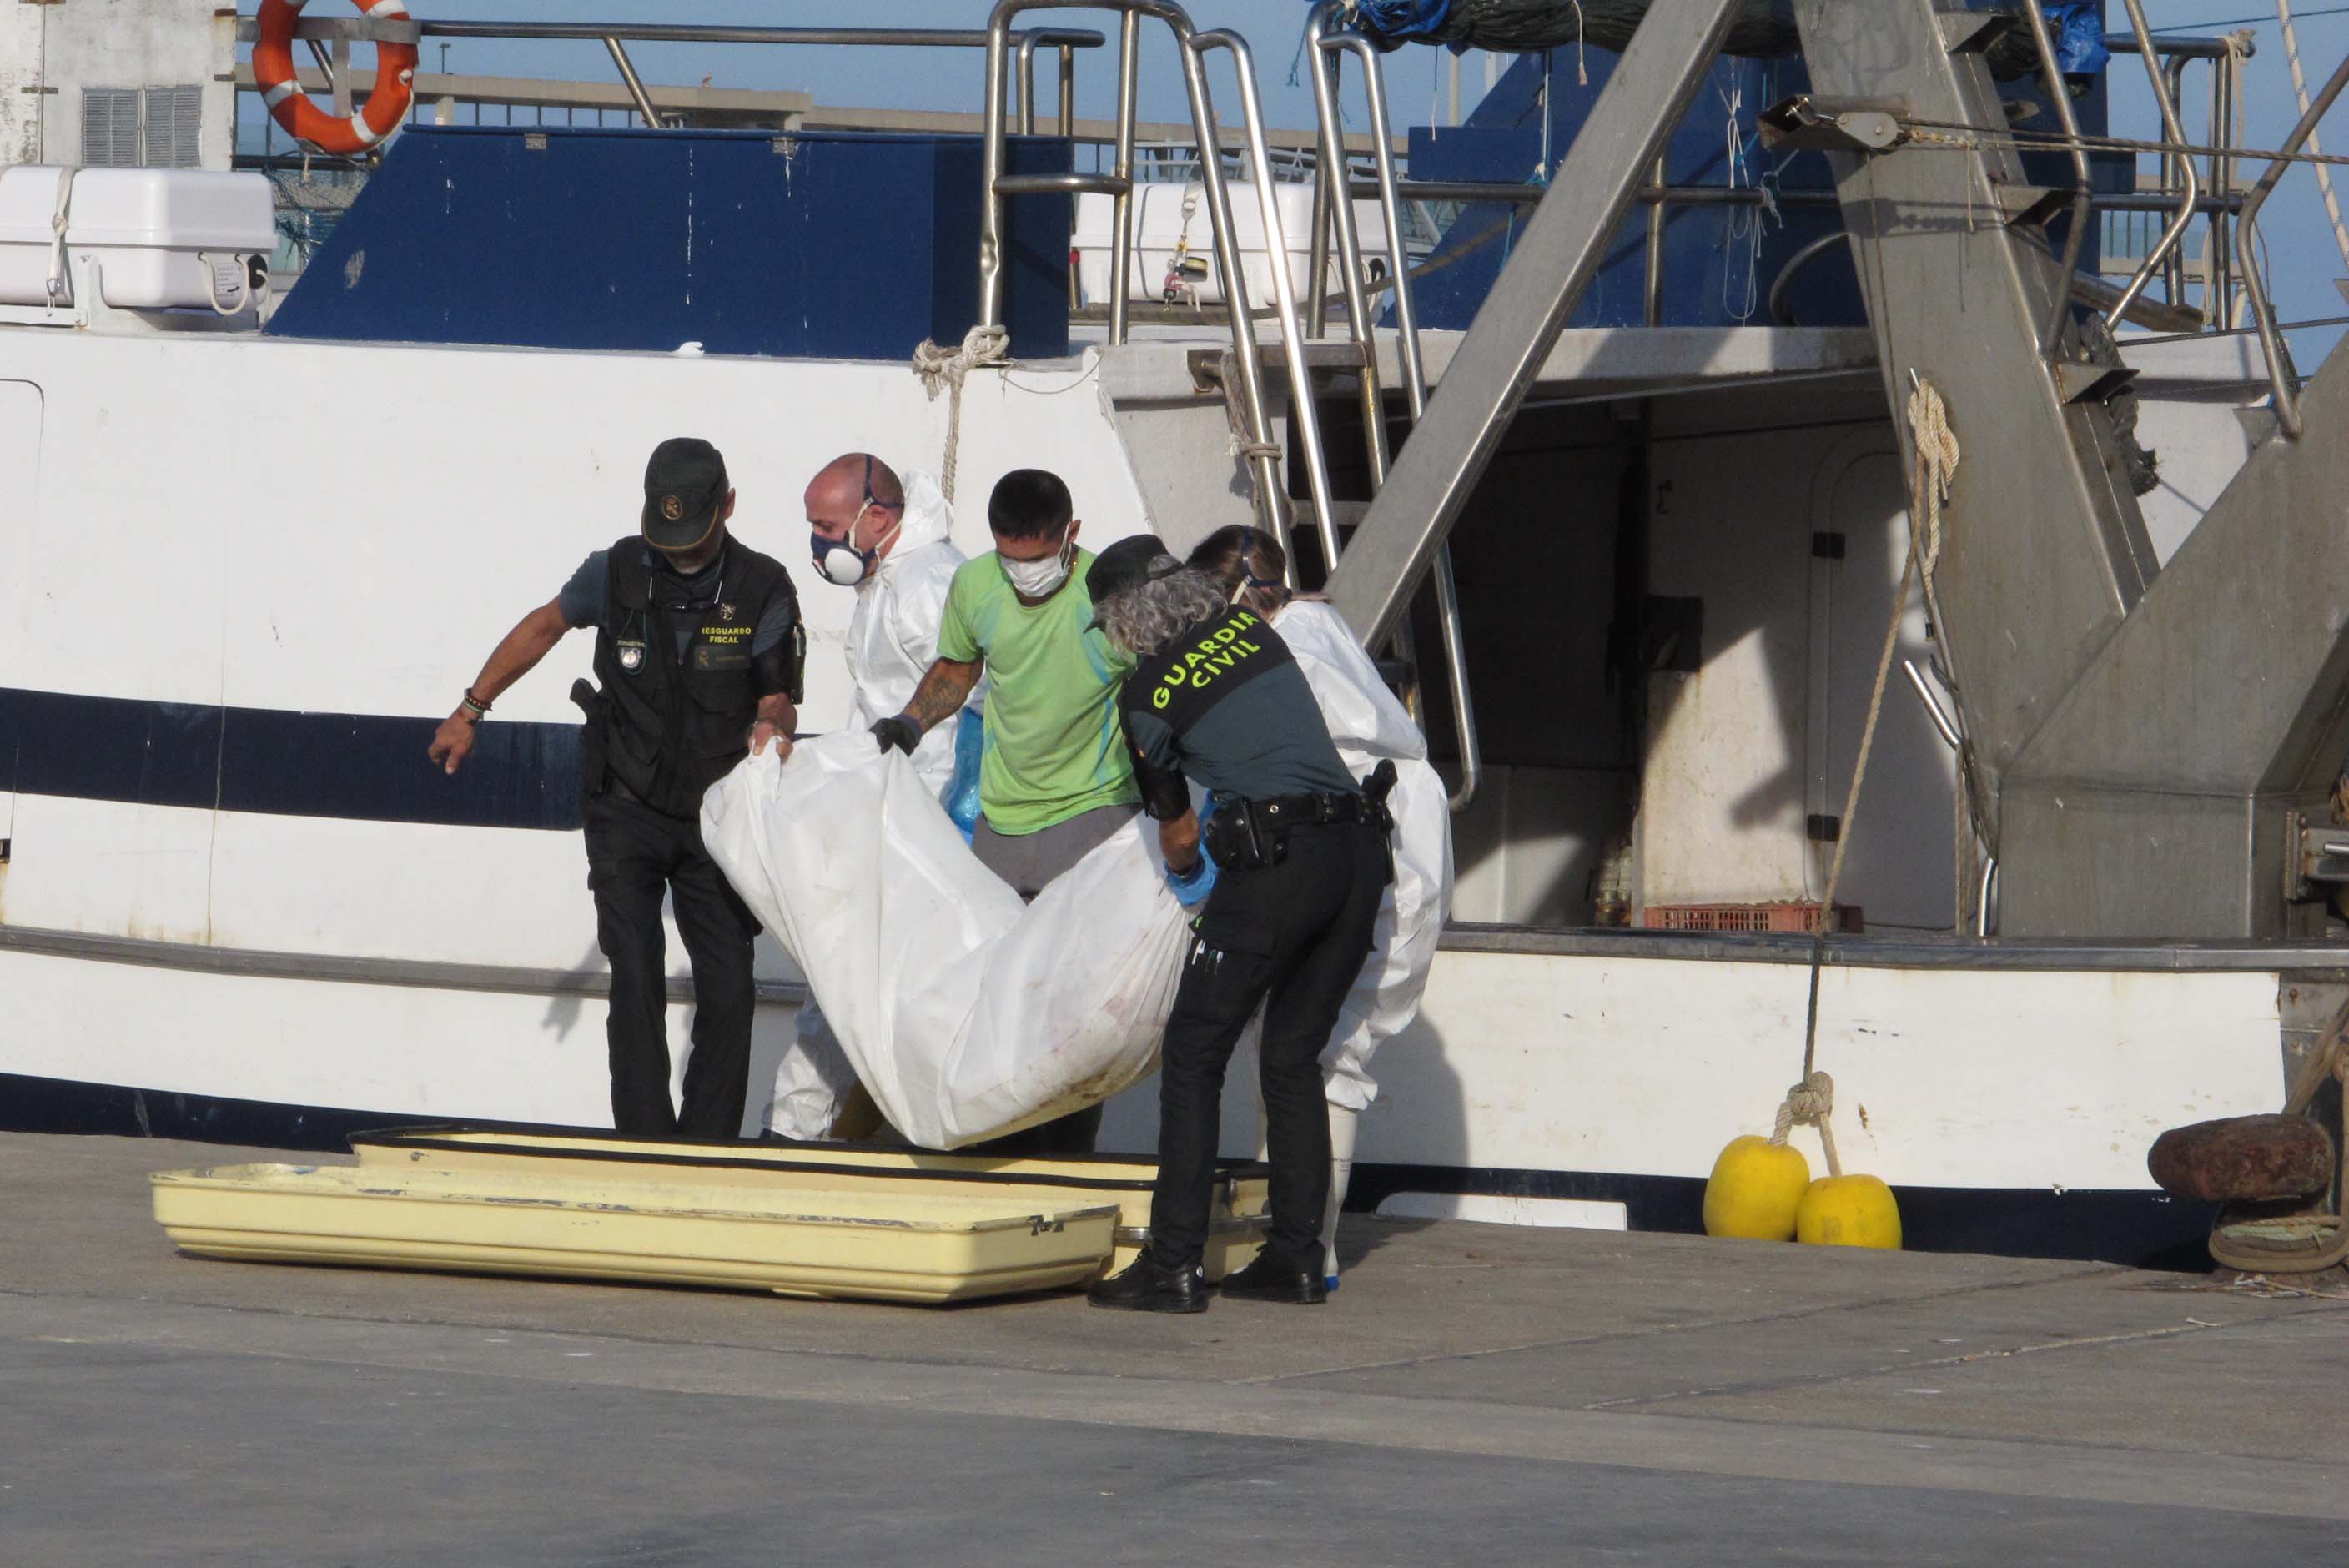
584 537 796 817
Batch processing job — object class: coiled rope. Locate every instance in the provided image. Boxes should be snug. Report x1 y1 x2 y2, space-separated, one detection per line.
911 324 1011 502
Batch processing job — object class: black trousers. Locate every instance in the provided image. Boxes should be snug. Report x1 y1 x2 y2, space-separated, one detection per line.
583 791 761 1138
1149 819 1389 1272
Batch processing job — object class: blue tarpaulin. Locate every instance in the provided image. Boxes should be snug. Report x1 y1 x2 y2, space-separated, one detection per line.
2046 3 2112 77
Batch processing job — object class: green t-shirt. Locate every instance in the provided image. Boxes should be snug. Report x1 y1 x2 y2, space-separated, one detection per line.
936 546 1139 835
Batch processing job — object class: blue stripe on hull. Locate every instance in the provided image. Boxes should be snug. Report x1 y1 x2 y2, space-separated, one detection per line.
0 686 584 830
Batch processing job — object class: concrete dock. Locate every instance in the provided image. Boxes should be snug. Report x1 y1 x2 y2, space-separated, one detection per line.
4 1132 2346 1564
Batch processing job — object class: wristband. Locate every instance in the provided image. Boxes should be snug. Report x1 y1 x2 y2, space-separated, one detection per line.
460 689 492 718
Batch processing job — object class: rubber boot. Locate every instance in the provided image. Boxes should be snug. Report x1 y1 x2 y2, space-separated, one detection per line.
1321 1102 1358 1291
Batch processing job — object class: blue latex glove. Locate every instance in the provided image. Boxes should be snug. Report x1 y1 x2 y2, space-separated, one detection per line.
944 705 985 844
1166 852 1216 907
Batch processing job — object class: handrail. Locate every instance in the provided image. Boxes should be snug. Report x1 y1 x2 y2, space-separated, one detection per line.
415 22 1105 48
1307 5 1482 811
2015 0 2095 359
2104 0 2200 329
1015 28 1094 136
1191 28 1344 569
2238 46 2349 438
981 1 1291 542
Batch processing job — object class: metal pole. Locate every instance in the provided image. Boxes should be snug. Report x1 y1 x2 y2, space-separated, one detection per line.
1058 44 1075 137
603 37 664 128
1305 148 1335 339
1306 7 1378 430
2105 0 2199 329
2015 1 2092 357
1642 153 1667 326
2163 55 2191 309
1017 31 1039 135
978 13 1014 326
1109 12 1142 344
2211 48 2235 324
2237 46 2349 437
1195 30 1341 570
1325 0 1747 648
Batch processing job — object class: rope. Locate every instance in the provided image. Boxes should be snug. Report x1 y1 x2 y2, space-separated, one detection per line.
1768 1070 1841 1179
2278 2 2349 272
1903 119 2349 172
1793 378 1958 1089
911 324 1011 503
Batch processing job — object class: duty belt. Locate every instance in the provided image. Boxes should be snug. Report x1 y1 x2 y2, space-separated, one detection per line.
1250 789 1373 827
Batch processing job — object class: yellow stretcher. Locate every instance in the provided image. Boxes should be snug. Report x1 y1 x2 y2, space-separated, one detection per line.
150 1127 1271 1306
349 1127 1273 1279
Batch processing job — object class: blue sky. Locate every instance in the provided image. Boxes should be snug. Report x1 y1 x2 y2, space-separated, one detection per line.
251 3 2349 351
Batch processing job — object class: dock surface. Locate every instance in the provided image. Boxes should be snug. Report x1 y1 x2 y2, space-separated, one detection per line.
5 1133 2346 1564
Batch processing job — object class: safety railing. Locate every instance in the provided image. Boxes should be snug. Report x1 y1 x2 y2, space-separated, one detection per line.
978 1 1342 560
2240 46 2349 439
236 16 1106 138
2102 0 2200 331
1303 1 1481 812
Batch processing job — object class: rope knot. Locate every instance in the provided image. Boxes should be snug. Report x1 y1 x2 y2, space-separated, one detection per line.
910 324 1012 502
1768 1070 1842 1178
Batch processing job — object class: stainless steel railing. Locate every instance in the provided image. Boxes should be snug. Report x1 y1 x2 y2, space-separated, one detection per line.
1304 2 1481 812
2240 47 2349 439
978 1 1342 556
239 16 1105 135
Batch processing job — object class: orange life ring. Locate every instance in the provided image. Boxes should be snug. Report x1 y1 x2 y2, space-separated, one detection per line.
253 0 419 158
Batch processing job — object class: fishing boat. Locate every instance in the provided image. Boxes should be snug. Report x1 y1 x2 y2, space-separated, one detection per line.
6 0 2344 1265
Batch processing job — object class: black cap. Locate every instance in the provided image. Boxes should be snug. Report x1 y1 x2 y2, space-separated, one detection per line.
641 437 729 550
1084 534 1180 618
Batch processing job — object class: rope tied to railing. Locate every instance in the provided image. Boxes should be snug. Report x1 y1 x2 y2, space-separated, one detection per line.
911 324 1012 502
1768 1070 1841 1179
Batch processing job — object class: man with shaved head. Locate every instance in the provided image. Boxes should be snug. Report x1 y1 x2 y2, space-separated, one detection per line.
772 451 971 1140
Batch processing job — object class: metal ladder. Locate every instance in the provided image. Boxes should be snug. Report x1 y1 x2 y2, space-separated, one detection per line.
974 0 1341 561
1299 0 1481 810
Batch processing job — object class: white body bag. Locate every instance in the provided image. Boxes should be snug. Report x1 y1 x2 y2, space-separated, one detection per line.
703 735 1188 1148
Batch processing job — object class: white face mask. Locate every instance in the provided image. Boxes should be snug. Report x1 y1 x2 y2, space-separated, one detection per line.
1000 530 1073 598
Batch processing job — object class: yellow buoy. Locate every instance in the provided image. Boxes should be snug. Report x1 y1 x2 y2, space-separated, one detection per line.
1702 1135 1810 1241
1794 1174 1903 1249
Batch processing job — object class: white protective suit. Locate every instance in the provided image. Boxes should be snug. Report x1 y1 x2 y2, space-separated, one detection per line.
1274 599 1454 1111
765 468 967 1140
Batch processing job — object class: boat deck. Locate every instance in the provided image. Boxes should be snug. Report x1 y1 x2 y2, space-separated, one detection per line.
7 1132 2346 1562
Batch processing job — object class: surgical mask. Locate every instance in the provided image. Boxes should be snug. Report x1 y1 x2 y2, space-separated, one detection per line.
1002 530 1074 598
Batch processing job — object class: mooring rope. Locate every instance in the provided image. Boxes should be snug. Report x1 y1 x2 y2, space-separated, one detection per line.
911 324 1012 503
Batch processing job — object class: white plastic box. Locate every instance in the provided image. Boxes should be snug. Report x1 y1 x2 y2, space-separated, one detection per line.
0 167 276 311
1074 180 1395 309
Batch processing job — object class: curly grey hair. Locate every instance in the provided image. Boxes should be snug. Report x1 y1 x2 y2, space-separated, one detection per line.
1094 563 1235 658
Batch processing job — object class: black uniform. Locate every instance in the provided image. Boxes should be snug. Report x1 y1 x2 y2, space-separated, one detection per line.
569 536 802 1137
1119 606 1391 1274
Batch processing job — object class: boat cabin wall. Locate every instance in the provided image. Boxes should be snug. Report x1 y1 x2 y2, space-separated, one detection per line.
0 3 237 172
1385 384 1964 933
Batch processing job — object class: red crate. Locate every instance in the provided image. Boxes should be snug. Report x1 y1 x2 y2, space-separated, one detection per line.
1641 902 1863 934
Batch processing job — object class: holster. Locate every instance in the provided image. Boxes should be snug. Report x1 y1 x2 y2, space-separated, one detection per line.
570 677 610 797
1361 759 1399 835
1202 799 1286 872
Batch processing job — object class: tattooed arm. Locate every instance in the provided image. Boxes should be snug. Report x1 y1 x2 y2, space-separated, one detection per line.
873 656 982 756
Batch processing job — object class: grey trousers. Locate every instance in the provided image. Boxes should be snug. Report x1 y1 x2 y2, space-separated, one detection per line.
964 801 1141 1156
970 802 1141 901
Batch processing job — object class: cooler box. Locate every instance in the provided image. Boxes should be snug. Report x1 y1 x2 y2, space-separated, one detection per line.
0 167 275 310
1074 180 1394 308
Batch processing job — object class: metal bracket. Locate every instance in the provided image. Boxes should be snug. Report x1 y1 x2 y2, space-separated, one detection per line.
1937 8 2015 54
1992 182 2072 231
2290 811 2349 899
2050 359 2136 406
1758 95 1908 154
233 16 425 46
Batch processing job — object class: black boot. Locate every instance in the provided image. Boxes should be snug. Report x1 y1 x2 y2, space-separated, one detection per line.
1087 1252 1210 1313
1219 1247 1327 1304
